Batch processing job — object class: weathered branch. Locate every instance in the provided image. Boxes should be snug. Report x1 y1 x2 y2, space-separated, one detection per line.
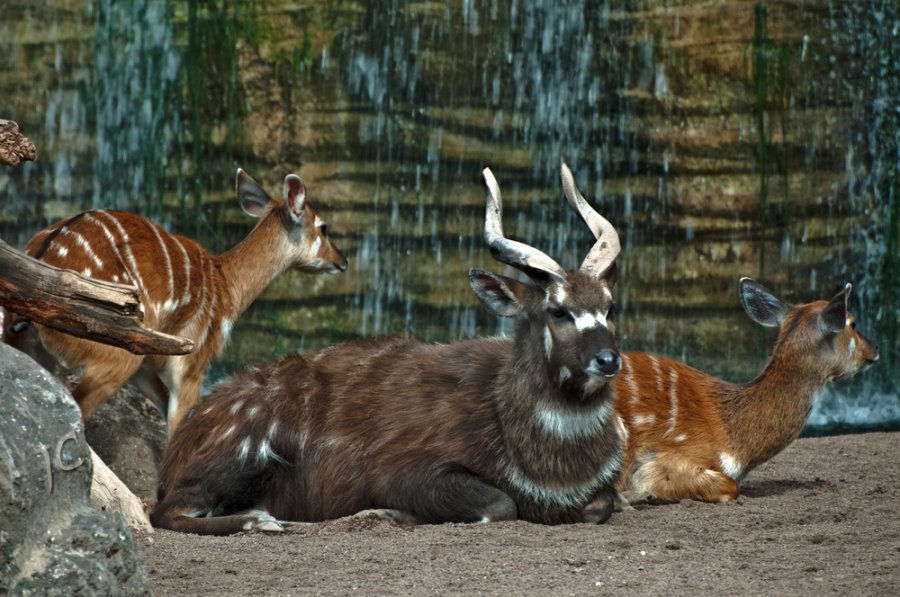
0 239 193 355
0 119 37 166
90 448 152 533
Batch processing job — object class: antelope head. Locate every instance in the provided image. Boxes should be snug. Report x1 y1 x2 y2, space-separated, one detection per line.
470 164 622 401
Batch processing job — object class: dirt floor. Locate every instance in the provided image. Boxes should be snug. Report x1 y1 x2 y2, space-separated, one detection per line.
133 431 899 596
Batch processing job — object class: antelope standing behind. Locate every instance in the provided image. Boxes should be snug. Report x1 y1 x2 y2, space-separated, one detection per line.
614 278 879 503
3 170 347 434
150 164 626 535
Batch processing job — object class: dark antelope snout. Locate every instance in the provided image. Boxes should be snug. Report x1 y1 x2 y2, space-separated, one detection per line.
592 348 621 377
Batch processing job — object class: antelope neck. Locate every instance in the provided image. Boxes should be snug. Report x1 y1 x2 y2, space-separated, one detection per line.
216 214 288 316
724 355 827 471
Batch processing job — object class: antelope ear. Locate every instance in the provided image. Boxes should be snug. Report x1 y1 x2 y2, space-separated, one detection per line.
236 168 270 218
739 277 789 328
283 174 307 224
469 269 525 318
819 283 851 335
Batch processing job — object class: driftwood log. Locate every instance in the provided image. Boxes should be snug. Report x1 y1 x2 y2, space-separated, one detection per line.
90 448 152 532
0 239 193 355
0 119 37 166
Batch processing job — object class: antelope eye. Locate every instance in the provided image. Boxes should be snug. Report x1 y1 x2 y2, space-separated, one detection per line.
319 223 328 235
549 307 569 321
607 303 617 321
850 320 857 330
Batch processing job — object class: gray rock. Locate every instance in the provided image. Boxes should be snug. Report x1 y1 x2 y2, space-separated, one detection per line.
86 386 167 505
0 343 153 595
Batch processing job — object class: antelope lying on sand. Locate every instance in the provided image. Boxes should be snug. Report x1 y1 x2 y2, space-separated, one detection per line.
614 278 879 503
3 170 347 434
151 164 626 535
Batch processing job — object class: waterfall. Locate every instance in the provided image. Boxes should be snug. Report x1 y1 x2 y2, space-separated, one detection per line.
1 0 896 433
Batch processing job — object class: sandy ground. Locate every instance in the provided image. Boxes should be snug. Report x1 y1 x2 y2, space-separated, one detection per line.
133 431 899 596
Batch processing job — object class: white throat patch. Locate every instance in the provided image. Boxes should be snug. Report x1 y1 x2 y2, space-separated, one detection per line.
535 401 614 441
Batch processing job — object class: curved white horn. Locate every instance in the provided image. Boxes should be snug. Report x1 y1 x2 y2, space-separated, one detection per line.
560 163 620 278
483 168 567 285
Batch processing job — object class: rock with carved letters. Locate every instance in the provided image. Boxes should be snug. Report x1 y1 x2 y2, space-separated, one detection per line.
0 343 152 595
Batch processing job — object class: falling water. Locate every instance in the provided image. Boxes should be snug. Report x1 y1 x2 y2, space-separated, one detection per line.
0 0 896 433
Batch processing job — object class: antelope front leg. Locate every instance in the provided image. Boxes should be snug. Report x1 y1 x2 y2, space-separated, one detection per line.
401 470 518 524
581 485 618 523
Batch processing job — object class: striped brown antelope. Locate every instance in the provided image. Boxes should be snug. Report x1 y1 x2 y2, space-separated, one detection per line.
613 278 879 503
150 164 626 535
3 169 347 434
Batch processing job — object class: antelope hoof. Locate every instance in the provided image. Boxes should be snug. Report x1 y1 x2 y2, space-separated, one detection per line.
353 509 418 526
242 510 284 533
582 488 616 524
614 491 635 513
255 519 285 533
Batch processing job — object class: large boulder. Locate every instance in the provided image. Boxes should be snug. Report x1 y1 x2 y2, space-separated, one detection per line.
0 343 153 595
85 385 167 506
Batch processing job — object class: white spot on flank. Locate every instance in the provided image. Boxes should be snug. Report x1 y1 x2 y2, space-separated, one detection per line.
238 437 252 465
247 405 260 419
222 424 236 439
543 326 553 358
163 298 179 312
719 452 742 481
559 366 571 383
631 414 655 426
257 438 285 463
573 311 608 331
230 400 244 415
535 400 614 441
82 267 92 278
297 430 309 454
267 421 279 441
56 244 69 258
112 274 119 283
674 434 687 443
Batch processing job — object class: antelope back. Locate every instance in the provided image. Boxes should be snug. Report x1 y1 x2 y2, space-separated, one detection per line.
16 209 214 340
